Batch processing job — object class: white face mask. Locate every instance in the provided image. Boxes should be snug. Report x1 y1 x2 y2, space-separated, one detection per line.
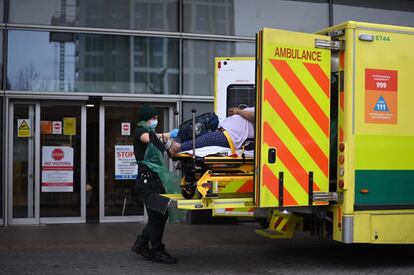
149 119 158 130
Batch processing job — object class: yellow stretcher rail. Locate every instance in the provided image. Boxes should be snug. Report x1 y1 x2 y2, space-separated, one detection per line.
163 194 254 211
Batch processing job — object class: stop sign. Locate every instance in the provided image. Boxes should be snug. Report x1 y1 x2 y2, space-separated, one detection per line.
52 148 64 160
121 122 130 136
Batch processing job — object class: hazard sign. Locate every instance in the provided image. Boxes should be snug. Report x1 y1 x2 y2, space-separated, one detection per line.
365 68 398 124
63 117 76 136
17 119 31 137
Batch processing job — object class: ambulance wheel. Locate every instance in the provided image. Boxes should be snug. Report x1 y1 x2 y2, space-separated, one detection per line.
181 187 195 199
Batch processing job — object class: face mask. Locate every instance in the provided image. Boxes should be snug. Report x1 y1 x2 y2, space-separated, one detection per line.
149 119 158 130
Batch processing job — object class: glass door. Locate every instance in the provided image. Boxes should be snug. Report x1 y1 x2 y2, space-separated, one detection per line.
39 103 86 223
99 103 172 222
8 103 39 224
8 101 86 225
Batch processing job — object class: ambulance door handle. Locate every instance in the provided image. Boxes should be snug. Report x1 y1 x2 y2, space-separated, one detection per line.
268 148 277 164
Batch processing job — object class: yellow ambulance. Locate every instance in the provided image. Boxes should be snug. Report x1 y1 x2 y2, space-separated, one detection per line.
169 21 414 244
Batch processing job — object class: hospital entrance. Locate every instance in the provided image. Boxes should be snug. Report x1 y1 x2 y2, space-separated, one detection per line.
7 100 174 225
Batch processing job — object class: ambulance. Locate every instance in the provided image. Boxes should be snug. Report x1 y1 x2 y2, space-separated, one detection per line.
168 21 414 244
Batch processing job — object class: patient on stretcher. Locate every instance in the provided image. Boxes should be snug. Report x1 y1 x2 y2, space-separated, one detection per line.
169 107 255 156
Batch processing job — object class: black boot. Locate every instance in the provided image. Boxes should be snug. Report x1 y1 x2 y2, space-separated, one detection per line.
151 246 177 264
131 241 152 260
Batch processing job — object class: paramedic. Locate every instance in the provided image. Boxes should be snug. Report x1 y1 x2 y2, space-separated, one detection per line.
169 106 255 154
131 104 178 264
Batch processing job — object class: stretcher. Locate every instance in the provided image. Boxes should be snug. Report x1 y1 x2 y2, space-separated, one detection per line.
164 152 254 212
160 105 256 213
173 146 254 198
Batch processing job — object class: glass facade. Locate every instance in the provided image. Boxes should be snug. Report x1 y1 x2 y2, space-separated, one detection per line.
7 30 179 94
9 0 179 32
183 0 330 35
333 1 414 27
183 40 255 95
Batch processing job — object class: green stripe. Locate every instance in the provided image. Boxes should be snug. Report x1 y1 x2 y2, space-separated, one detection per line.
355 170 414 206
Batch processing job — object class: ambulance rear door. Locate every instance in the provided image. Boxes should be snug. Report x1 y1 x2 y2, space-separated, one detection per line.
255 28 332 207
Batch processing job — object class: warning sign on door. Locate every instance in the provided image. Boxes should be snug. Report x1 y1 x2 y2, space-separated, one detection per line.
121 122 130 136
365 68 398 124
115 145 137 180
52 121 62 134
41 121 53 134
63 117 76 136
17 119 31 137
41 146 74 192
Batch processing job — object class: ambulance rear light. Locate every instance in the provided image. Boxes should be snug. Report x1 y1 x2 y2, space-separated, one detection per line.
338 179 344 189
339 155 345 165
339 143 345 152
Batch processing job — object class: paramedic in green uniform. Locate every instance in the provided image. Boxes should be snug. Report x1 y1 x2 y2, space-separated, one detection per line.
131 104 179 264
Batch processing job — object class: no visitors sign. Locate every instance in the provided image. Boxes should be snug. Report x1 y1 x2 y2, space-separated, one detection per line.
41 146 74 192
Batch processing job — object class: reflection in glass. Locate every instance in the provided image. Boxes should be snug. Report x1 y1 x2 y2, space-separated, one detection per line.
9 0 178 32
183 39 254 95
7 30 179 94
183 0 329 36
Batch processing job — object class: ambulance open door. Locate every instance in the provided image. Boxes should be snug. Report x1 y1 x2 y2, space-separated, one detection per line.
255 28 332 207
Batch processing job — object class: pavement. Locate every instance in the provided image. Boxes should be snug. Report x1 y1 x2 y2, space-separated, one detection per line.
1 221 414 274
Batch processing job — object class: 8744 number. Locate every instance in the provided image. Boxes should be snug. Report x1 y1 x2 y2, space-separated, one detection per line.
376 35 390 42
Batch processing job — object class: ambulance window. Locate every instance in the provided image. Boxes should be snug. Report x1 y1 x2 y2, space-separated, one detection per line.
226 84 255 115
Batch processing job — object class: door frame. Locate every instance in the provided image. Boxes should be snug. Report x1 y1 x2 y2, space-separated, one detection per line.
7 100 87 225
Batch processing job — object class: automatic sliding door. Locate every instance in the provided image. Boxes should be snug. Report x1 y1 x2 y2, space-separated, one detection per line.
9 103 38 224
101 105 143 222
100 104 170 222
39 104 85 222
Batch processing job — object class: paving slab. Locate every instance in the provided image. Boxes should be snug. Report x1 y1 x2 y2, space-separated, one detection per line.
0 222 414 274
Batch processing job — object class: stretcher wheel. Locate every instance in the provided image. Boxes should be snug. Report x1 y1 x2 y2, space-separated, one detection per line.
181 186 195 199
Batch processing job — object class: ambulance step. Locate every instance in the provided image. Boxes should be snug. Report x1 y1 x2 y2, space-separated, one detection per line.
255 210 303 239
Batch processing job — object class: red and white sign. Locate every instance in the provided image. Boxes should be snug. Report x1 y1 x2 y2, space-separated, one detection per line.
52 121 62 134
121 122 131 136
115 145 137 180
41 146 74 192
365 68 398 124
